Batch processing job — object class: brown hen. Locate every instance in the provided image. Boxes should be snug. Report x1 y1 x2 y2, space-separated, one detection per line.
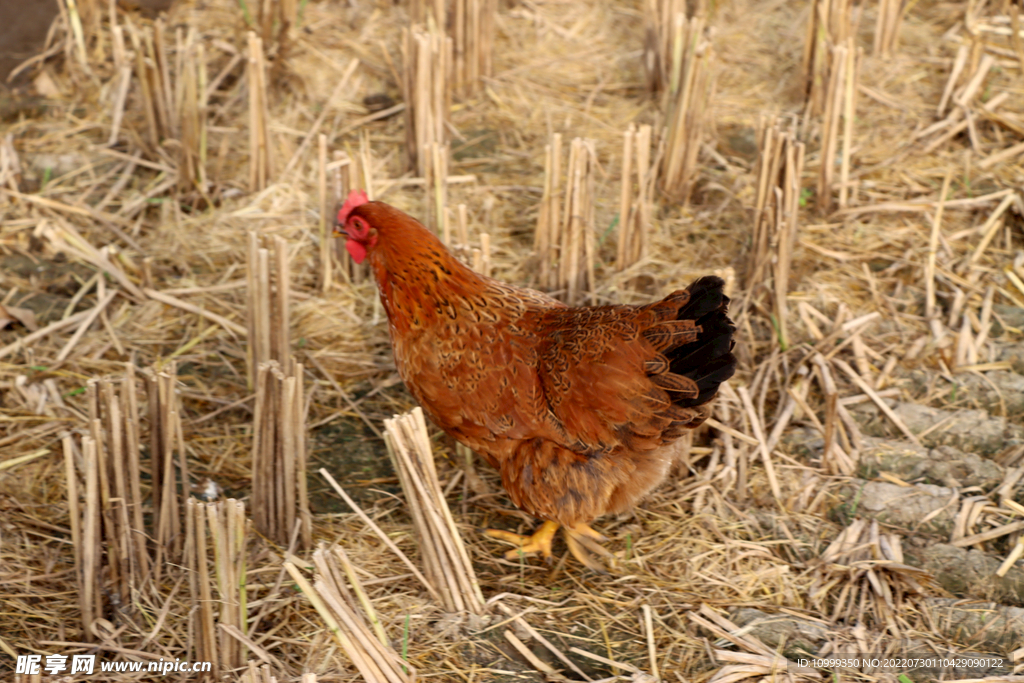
336 190 736 568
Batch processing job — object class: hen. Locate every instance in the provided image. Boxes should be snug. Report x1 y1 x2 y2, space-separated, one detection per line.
336 190 736 568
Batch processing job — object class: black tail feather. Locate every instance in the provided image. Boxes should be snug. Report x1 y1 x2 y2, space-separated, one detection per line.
665 276 737 408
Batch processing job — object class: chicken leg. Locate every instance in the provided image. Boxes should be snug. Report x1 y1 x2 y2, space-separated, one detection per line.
486 521 612 571
564 523 612 573
486 520 560 561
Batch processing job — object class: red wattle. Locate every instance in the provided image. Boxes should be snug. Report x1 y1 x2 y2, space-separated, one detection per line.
346 240 367 264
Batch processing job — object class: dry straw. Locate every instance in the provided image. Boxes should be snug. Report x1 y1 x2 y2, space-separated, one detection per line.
471 231 491 277
122 18 209 195
186 498 250 676
87 371 149 598
809 519 938 634
802 0 855 118
7 0 1024 678
402 25 452 176
534 135 597 304
186 498 219 676
617 124 659 273
873 0 904 56
286 548 414 682
251 360 311 548
318 133 332 292
328 147 371 284
144 361 190 579
247 31 273 192
451 0 497 97
64 434 101 642
924 49 1013 163
62 364 184 641
424 141 449 233
253 0 298 58
246 233 292 384
410 0 447 26
643 0 687 94
239 663 315 683
246 232 311 547
745 114 805 349
384 407 485 614
210 499 249 673
815 38 860 214
659 12 714 203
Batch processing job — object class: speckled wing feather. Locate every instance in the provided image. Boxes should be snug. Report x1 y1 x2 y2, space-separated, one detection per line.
405 277 736 525
391 281 569 469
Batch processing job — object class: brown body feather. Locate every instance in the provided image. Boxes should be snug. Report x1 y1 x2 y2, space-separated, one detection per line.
344 200 736 527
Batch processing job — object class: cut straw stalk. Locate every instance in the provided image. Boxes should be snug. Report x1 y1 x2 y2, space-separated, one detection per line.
534 136 597 304
209 499 248 672
411 0 446 25
122 17 208 193
802 0 855 118
327 150 369 284
185 498 249 676
925 172 953 342
81 436 101 642
617 124 658 273
816 38 860 214
746 115 805 349
251 360 311 548
471 232 492 276
92 374 149 600
319 134 332 292
451 0 497 97
402 24 451 175
811 519 936 629
63 366 157 643
186 499 218 675
287 558 414 682
255 0 298 53
660 12 713 204
873 0 904 56
423 142 449 233
144 362 190 578
247 233 292 386
643 0 688 94
534 133 562 290
384 408 485 614
247 31 273 192
320 468 444 605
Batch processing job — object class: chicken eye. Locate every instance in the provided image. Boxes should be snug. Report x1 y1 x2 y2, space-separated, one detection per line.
350 217 367 236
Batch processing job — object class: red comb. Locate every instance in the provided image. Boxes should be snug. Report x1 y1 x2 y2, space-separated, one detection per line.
337 189 369 225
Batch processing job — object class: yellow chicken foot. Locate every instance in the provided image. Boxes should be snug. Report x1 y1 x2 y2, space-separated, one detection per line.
485 520 560 562
568 523 607 543
564 523 613 573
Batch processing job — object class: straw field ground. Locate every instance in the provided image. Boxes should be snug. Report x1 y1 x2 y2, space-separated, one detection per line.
1 0 1024 681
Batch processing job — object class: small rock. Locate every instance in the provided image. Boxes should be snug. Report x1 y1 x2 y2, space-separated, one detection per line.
858 437 1004 490
853 480 956 533
729 607 829 654
909 545 1024 606
853 401 1024 456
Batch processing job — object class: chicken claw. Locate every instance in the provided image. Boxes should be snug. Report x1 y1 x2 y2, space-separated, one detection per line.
564 523 613 573
486 521 614 571
568 523 607 543
485 520 560 561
